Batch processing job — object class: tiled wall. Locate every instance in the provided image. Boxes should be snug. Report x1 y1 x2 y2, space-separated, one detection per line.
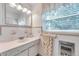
43 15 79 30
0 26 32 42
42 3 79 31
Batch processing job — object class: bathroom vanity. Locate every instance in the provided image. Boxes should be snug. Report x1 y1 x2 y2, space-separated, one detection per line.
0 37 40 56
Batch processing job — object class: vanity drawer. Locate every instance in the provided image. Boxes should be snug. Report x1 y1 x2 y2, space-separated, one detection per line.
4 48 19 56
5 45 28 56
16 49 28 56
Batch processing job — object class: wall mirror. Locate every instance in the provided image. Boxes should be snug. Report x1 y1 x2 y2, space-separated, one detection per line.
5 3 32 26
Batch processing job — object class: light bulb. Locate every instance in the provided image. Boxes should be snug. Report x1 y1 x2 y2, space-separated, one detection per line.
22 8 28 12
17 5 23 10
27 10 32 14
9 3 16 8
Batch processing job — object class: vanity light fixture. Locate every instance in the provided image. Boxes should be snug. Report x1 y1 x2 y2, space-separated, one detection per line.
16 5 23 10
27 10 32 14
22 8 28 12
9 3 32 14
9 3 16 8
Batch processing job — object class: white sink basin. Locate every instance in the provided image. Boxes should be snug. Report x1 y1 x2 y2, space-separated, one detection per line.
17 37 33 43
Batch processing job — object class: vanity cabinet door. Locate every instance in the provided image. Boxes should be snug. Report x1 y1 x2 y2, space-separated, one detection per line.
0 48 19 56
5 48 19 56
0 52 7 56
16 49 28 56
29 45 38 56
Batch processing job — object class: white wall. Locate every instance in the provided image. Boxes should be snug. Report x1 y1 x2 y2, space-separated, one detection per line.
53 35 79 56
32 4 42 27
31 4 42 36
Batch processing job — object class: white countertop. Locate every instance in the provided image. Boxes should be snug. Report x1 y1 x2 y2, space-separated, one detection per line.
0 36 40 53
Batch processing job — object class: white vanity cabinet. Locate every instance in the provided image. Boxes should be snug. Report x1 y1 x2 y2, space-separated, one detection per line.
0 39 39 56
